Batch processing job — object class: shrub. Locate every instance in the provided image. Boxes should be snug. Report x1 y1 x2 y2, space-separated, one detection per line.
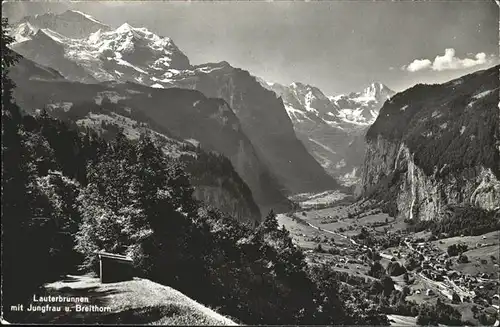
387 262 406 276
458 254 469 263
447 244 468 257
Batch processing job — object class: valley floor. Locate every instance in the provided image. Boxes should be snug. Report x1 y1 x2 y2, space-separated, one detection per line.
280 193 500 326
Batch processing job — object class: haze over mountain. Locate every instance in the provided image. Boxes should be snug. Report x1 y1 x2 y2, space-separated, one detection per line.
260 79 395 186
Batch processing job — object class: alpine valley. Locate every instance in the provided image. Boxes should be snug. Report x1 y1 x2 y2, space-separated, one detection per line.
3 8 500 327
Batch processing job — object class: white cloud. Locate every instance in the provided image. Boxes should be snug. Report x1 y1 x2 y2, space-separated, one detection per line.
406 59 432 72
405 48 497 72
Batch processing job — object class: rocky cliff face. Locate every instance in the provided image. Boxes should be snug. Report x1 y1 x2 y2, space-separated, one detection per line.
362 65 500 220
363 137 500 220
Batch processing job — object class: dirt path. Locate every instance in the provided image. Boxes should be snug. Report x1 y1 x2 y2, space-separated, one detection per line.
4 274 237 325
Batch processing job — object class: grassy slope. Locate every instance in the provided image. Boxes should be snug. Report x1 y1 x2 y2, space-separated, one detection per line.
9 274 237 325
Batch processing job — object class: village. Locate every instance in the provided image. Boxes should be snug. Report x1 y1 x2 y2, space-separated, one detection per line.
276 199 500 326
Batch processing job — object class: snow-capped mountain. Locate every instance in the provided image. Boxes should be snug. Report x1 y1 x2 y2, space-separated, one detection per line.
330 82 395 126
260 80 395 186
11 22 38 44
12 26 98 83
11 20 191 84
264 80 395 128
15 9 110 39
9 10 340 203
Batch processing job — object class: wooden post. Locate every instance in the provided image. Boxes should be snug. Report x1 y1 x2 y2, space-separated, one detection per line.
99 253 103 283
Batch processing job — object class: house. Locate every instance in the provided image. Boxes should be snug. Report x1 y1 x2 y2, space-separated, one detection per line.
422 262 431 269
97 251 134 283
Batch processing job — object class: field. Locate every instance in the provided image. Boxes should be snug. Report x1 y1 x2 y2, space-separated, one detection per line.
387 314 417 326
387 314 450 327
288 190 351 209
295 204 405 238
432 231 499 278
432 231 499 252
276 213 352 249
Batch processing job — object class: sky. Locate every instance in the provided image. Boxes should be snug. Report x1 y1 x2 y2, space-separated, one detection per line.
3 0 499 95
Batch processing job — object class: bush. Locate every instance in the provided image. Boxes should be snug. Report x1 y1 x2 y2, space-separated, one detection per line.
447 244 468 256
368 261 386 279
315 243 325 253
458 254 469 263
387 262 407 276
415 299 463 326
405 256 420 271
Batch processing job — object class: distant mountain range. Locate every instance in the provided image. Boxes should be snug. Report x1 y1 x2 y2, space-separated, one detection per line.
8 10 341 217
259 79 395 186
263 80 394 127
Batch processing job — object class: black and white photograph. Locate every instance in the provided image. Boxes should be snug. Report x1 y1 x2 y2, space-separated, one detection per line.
1 0 499 325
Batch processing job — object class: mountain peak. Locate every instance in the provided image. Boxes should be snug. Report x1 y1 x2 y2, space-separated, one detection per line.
17 10 110 39
116 22 135 33
11 22 38 44
361 82 395 101
11 13 192 82
110 23 174 45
